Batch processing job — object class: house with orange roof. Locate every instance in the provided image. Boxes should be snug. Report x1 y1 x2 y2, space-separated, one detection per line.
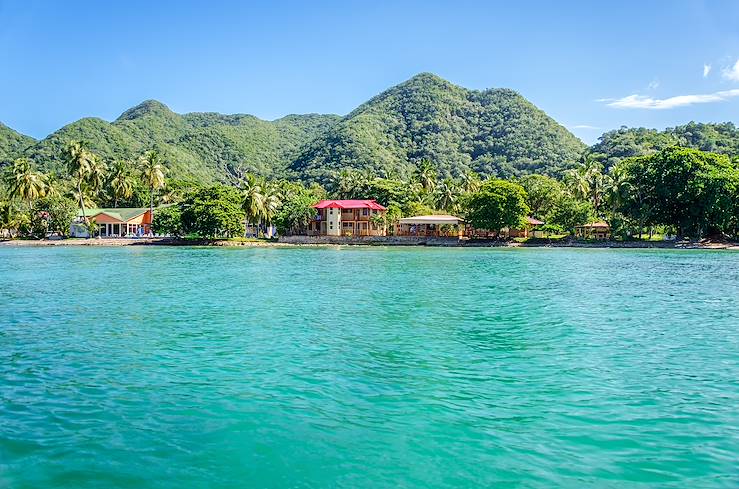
70 208 153 238
308 200 387 236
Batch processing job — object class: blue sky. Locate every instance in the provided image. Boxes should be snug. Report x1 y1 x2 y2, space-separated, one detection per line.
1 0 738 143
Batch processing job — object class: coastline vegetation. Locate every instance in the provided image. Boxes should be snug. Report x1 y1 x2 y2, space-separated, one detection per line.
2 75 739 242
2 138 738 242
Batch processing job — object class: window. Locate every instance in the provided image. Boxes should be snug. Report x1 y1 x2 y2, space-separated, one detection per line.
329 209 333 215
362 209 368 216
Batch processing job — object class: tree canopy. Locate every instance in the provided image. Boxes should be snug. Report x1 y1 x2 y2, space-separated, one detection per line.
464 179 530 231
617 147 739 238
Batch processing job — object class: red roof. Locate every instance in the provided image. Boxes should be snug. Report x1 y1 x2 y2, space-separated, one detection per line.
526 217 545 226
312 199 387 210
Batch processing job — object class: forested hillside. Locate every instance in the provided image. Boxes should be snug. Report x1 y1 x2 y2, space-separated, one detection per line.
0 74 588 182
591 122 739 169
289 73 586 183
0 123 35 164
4 74 738 185
19 101 340 182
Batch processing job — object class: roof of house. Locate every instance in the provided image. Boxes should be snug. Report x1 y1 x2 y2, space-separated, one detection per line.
526 217 545 226
313 199 387 210
578 221 610 229
399 215 464 225
78 208 150 222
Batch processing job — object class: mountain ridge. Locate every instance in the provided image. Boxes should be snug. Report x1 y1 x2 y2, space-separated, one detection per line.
0 73 648 183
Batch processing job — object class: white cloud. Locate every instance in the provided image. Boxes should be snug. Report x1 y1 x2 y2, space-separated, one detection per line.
572 124 600 130
722 60 739 81
648 79 660 90
600 88 739 109
703 64 712 77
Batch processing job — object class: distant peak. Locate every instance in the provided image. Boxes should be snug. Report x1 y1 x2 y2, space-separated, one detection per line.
403 72 454 87
116 100 173 121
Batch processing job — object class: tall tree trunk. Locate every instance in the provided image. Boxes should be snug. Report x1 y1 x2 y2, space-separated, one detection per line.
78 181 87 223
149 189 154 218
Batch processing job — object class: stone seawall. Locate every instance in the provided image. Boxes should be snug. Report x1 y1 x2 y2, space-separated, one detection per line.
278 235 463 246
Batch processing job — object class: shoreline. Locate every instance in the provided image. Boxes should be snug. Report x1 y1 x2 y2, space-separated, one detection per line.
2 237 738 250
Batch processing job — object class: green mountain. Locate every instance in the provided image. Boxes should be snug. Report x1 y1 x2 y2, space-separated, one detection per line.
591 122 739 169
289 73 587 182
21 100 341 182
0 122 36 164
2 73 592 182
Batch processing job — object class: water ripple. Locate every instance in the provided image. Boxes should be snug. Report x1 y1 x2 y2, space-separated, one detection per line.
1 247 738 488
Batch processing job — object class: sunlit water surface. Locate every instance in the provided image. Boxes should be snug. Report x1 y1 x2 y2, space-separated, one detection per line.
1 246 738 488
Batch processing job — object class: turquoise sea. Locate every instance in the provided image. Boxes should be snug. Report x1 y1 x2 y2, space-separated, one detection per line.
1 246 738 488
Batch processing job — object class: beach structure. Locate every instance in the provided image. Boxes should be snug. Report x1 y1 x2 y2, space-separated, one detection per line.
575 221 611 240
70 208 153 238
397 215 464 237
505 217 546 238
307 200 387 236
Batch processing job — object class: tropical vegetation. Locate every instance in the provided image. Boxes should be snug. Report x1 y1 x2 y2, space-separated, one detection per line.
2 73 739 241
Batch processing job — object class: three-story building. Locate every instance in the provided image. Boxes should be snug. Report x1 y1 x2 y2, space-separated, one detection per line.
307 200 387 236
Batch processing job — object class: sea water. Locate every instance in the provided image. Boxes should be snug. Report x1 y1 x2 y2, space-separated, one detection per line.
1 246 738 488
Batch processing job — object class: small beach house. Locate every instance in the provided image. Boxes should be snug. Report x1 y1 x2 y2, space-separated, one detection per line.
307 200 387 236
397 215 464 237
506 217 546 238
70 208 153 238
575 221 611 240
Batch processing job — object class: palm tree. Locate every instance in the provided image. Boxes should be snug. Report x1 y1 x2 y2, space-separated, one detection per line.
334 169 361 199
416 159 437 194
460 169 482 193
63 140 98 223
261 183 282 237
108 161 135 207
564 166 590 202
241 173 265 237
565 156 605 213
4 157 48 204
139 150 166 221
87 154 108 201
435 178 461 212
604 165 631 217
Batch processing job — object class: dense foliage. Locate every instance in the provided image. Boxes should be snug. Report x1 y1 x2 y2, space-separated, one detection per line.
290 73 585 183
28 196 79 238
591 122 739 170
464 180 530 231
0 123 35 164
617 147 739 238
2 73 739 242
180 185 245 238
12 101 339 184
152 205 183 237
1 74 586 184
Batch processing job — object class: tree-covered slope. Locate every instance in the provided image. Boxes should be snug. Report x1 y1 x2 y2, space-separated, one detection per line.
0 122 36 164
591 122 739 169
21 101 340 182
288 73 586 182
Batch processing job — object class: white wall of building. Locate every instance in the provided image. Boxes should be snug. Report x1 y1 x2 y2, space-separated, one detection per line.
326 207 341 236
